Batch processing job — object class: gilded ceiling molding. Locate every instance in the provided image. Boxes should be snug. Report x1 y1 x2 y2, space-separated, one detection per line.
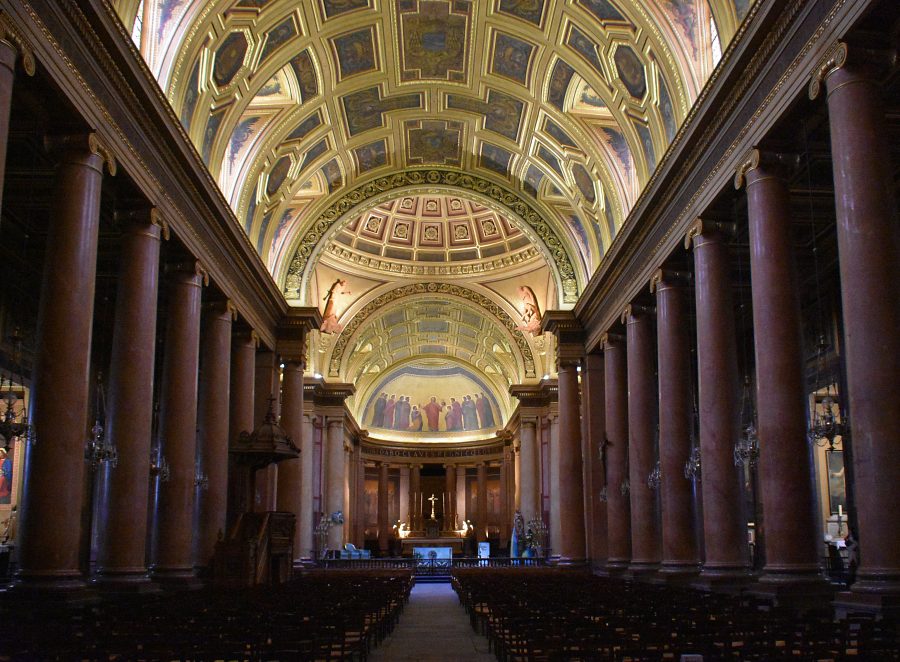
284 169 580 304
327 282 538 381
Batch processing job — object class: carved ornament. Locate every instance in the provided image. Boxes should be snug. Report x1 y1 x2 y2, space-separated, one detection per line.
0 12 35 76
808 41 848 100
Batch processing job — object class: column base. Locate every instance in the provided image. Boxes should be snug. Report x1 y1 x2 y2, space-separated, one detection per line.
603 558 631 576
150 567 202 590
92 570 161 594
658 561 701 580
9 573 95 603
626 561 659 575
691 566 753 593
834 590 900 619
555 556 587 567
748 575 834 610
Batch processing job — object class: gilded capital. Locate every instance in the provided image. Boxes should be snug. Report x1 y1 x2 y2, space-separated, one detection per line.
0 13 36 76
649 268 691 293
684 218 734 250
733 148 761 189
809 41 848 100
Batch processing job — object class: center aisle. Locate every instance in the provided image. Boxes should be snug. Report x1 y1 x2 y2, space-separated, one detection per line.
369 582 496 661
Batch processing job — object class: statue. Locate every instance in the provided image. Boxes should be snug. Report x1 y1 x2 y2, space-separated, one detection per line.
510 510 525 557
516 285 542 334
321 278 351 334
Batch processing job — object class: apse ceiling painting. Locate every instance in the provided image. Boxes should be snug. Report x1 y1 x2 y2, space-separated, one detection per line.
128 0 746 440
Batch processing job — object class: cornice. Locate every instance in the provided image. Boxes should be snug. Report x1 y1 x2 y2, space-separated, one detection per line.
359 434 507 462
574 0 868 353
10 0 288 348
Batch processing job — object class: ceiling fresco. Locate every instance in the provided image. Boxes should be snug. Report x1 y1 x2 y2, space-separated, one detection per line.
124 0 748 439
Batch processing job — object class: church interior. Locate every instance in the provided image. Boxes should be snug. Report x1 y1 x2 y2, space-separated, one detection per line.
0 0 897 658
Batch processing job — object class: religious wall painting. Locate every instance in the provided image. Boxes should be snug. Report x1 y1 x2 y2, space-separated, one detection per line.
256 211 273 253
826 450 846 516
544 119 578 149
289 50 319 101
343 87 423 136
658 72 677 143
244 192 258 231
406 119 463 166
285 112 322 143
536 144 562 177
321 158 344 193
201 107 227 165
614 44 647 99
479 142 513 178
634 121 656 173
301 139 328 172
660 0 699 59
332 27 378 80
547 59 576 111
491 32 535 86
227 114 266 172
398 0 472 83
576 0 626 22
353 139 388 172
572 163 596 204
567 26 604 75
522 164 545 197
446 91 524 142
496 0 546 27
321 278 353 334
259 16 298 64
733 0 751 21
320 0 370 20
180 60 201 129
363 364 501 435
213 31 248 87
265 155 292 197
600 127 633 178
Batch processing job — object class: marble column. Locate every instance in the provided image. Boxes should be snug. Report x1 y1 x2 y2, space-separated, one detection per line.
812 44 900 602
624 305 661 573
298 413 315 561
94 209 163 588
737 151 826 589
409 463 421 530
325 419 345 551
227 331 257 525
193 300 233 572
377 462 390 554
651 270 700 576
557 360 586 565
582 353 608 569
549 415 561 557
17 134 111 591
685 219 748 580
254 351 279 511
276 359 305 563
518 420 539 522
603 333 631 571
152 262 205 585
476 462 488 542
445 464 457 530
499 449 511 548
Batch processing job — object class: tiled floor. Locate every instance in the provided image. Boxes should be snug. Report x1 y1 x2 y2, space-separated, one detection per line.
369 582 495 661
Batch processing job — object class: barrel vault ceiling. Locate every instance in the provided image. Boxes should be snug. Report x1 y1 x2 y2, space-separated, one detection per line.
120 0 748 437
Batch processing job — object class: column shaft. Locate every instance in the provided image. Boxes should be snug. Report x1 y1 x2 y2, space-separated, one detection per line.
519 421 539 521
824 55 900 596
582 353 608 568
409 464 421 530
194 302 232 571
95 215 162 586
0 40 17 215
276 360 304 563
152 266 203 584
690 226 748 578
626 309 661 571
298 413 315 560
227 333 256 523
377 462 390 554
325 420 345 551
557 362 586 564
744 161 822 584
654 276 700 574
477 463 488 542
18 140 105 589
445 464 457 530
254 351 279 511
604 335 631 570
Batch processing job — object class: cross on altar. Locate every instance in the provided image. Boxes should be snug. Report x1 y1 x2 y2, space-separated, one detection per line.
428 493 437 520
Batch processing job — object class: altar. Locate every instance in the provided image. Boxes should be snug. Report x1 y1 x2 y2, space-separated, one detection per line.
400 537 464 556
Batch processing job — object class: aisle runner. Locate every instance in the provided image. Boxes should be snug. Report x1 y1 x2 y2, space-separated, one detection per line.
369 583 495 661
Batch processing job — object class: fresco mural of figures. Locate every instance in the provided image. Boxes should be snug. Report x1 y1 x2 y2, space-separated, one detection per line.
516 285 542 334
363 363 504 435
321 278 351 334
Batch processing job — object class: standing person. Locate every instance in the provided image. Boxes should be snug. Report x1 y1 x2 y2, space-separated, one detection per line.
462 395 478 430
409 406 423 431
421 397 444 432
372 393 387 428
383 395 397 430
476 392 495 428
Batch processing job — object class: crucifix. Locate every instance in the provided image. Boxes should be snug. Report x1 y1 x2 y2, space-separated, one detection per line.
428 493 438 520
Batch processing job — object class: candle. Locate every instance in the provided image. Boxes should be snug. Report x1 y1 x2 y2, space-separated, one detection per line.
838 504 843 518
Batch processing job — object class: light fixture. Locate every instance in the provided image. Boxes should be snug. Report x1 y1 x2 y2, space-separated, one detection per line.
542 374 550 380
733 375 759 468
314 372 323 380
86 372 118 471
807 336 844 450
0 327 34 447
684 446 701 481
647 461 661 490
150 446 170 482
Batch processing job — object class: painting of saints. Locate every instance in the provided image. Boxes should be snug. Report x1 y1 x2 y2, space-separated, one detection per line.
0 447 11 505
321 278 351 334
383 395 397 430
462 395 478 430
421 397 444 432
475 393 495 428
372 393 387 428
409 406 423 431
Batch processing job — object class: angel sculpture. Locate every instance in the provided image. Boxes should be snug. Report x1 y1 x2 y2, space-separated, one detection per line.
321 278 351 334
516 285 542 334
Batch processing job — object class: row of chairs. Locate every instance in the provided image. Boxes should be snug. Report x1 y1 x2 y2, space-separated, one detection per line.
0 569 413 660
452 569 900 661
